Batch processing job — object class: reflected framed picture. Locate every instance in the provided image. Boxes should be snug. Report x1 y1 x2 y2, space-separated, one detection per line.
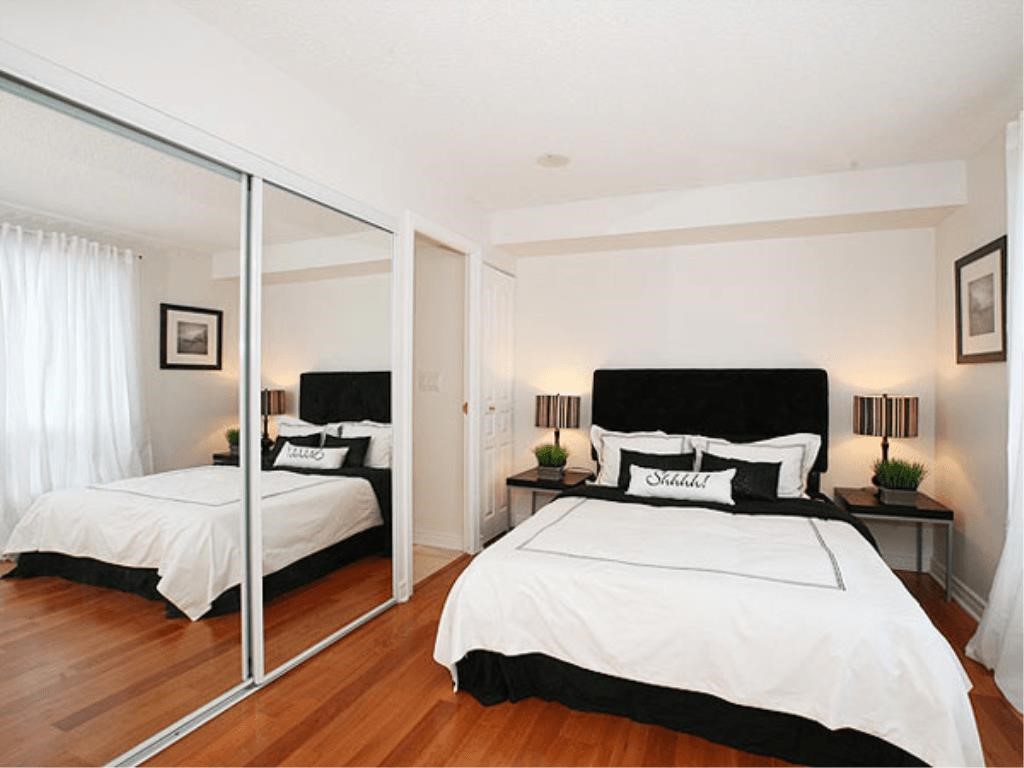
160 303 223 370
955 236 1007 364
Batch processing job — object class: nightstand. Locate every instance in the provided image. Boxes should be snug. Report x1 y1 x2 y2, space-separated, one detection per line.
212 451 273 469
506 468 594 514
834 486 954 600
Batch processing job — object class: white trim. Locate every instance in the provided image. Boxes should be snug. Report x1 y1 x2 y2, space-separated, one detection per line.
930 557 988 621
245 177 266 682
413 528 465 551
398 213 483 601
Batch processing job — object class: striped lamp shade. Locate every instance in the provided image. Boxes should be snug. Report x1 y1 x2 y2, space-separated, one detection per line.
535 394 581 429
261 388 286 417
853 394 919 438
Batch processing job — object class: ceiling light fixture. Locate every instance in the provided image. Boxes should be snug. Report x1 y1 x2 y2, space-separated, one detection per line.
536 153 570 168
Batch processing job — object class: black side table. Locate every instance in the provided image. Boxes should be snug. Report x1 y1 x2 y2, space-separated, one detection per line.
507 468 594 514
834 486 954 600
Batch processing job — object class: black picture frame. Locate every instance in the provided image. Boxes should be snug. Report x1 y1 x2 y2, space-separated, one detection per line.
955 236 1007 365
159 302 223 370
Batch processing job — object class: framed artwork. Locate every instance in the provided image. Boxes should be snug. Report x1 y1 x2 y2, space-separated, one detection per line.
160 303 223 370
955 236 1007 364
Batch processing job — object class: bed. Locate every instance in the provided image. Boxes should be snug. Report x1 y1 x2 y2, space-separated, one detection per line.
3 371 392 620
434 368 983 767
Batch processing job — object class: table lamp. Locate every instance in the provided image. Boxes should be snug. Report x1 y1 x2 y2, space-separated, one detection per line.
261 388 286 451
535 393 581 448
853 393 919 462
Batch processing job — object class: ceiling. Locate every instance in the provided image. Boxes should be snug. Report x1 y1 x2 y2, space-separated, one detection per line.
0 89 380 257
175 0 1022 211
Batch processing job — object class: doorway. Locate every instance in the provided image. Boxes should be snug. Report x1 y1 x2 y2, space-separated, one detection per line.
412 234 467 583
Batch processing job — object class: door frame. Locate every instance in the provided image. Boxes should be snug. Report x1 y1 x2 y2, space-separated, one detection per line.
397 212 483 601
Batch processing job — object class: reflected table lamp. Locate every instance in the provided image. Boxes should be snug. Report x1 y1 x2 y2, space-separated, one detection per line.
853 393 919 462
261 388 286 451
535 393 581 448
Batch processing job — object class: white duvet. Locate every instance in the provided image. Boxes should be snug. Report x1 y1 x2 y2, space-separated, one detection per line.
4 466 382 620
434 496 984 767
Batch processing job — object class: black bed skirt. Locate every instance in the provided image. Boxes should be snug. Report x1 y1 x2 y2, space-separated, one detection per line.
5 524 387 619
455 650 925 767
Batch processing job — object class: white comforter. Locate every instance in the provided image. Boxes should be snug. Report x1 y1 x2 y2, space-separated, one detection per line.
4 466 382 620
434 496 984 767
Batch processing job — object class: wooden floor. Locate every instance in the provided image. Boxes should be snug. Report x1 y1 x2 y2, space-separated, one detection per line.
413 544 462 585
0 555 392 766
153 559 1024 767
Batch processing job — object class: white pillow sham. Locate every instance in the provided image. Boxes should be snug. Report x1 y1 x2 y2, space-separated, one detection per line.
627 466 736 505
272 442 348 470
276 415 343 438
341 421 392 469
590 425 692 486
691 432 821 498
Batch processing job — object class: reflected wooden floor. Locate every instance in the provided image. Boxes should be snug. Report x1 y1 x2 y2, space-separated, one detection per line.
0 554 392 766
264 554 392 671
154 559 1023 768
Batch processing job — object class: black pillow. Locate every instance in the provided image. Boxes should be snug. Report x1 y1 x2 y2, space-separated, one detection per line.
270 434 371 468
699 453 781 501
618 449 696 489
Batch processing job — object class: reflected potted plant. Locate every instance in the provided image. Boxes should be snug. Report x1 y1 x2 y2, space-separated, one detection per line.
225 427 240 457
873 458 927 506
534 443 569 480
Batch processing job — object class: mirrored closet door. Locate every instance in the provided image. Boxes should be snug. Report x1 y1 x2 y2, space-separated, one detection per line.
257 182 395 674
0 81 247 763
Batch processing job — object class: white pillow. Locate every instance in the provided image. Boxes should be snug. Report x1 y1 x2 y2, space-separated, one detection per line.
596 433 686 487
691 433 821 498
627 466 736 505
272 442 348 470
342 422 392 469
277 416 343 438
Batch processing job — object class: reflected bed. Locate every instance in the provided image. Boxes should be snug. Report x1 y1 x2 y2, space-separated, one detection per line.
3 371 392 619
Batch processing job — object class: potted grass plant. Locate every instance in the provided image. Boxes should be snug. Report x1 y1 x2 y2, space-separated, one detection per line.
873 458 927 505
225 427 240 456
534 443 569 480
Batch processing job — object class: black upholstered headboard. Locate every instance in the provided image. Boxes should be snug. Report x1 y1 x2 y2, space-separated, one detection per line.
299 371 391 424
591 368 829 485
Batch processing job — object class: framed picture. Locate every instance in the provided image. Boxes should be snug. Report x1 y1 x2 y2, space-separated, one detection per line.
955 236 1007 364
160 303 223 370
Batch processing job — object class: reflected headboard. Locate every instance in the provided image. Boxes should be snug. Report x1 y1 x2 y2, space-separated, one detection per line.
299 371 391 424
591 368 829 492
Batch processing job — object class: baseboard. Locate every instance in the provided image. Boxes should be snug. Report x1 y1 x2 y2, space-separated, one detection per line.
929 557 988 621
413 528 463 551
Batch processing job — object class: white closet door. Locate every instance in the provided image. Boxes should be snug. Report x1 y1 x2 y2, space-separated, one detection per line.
479 265 514 544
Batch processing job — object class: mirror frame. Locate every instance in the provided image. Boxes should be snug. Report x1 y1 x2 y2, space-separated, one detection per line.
0 40 404 766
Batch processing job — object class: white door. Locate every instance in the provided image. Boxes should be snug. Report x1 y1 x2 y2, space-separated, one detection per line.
479 265 514 544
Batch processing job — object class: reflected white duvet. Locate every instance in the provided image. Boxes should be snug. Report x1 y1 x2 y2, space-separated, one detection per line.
4 466 382 620
434 496 984 767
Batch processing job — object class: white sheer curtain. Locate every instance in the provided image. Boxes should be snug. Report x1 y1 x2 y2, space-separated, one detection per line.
0 222 152 548
966 114 1024 713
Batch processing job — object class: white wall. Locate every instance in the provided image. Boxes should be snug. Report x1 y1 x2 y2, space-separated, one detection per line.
512 228 938 567
412 239 465 550
934 129 1009 610
260 270 392 417
139 250 239 471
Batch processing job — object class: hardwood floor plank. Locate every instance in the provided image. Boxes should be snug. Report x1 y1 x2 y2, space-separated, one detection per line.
154 559 1023 767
